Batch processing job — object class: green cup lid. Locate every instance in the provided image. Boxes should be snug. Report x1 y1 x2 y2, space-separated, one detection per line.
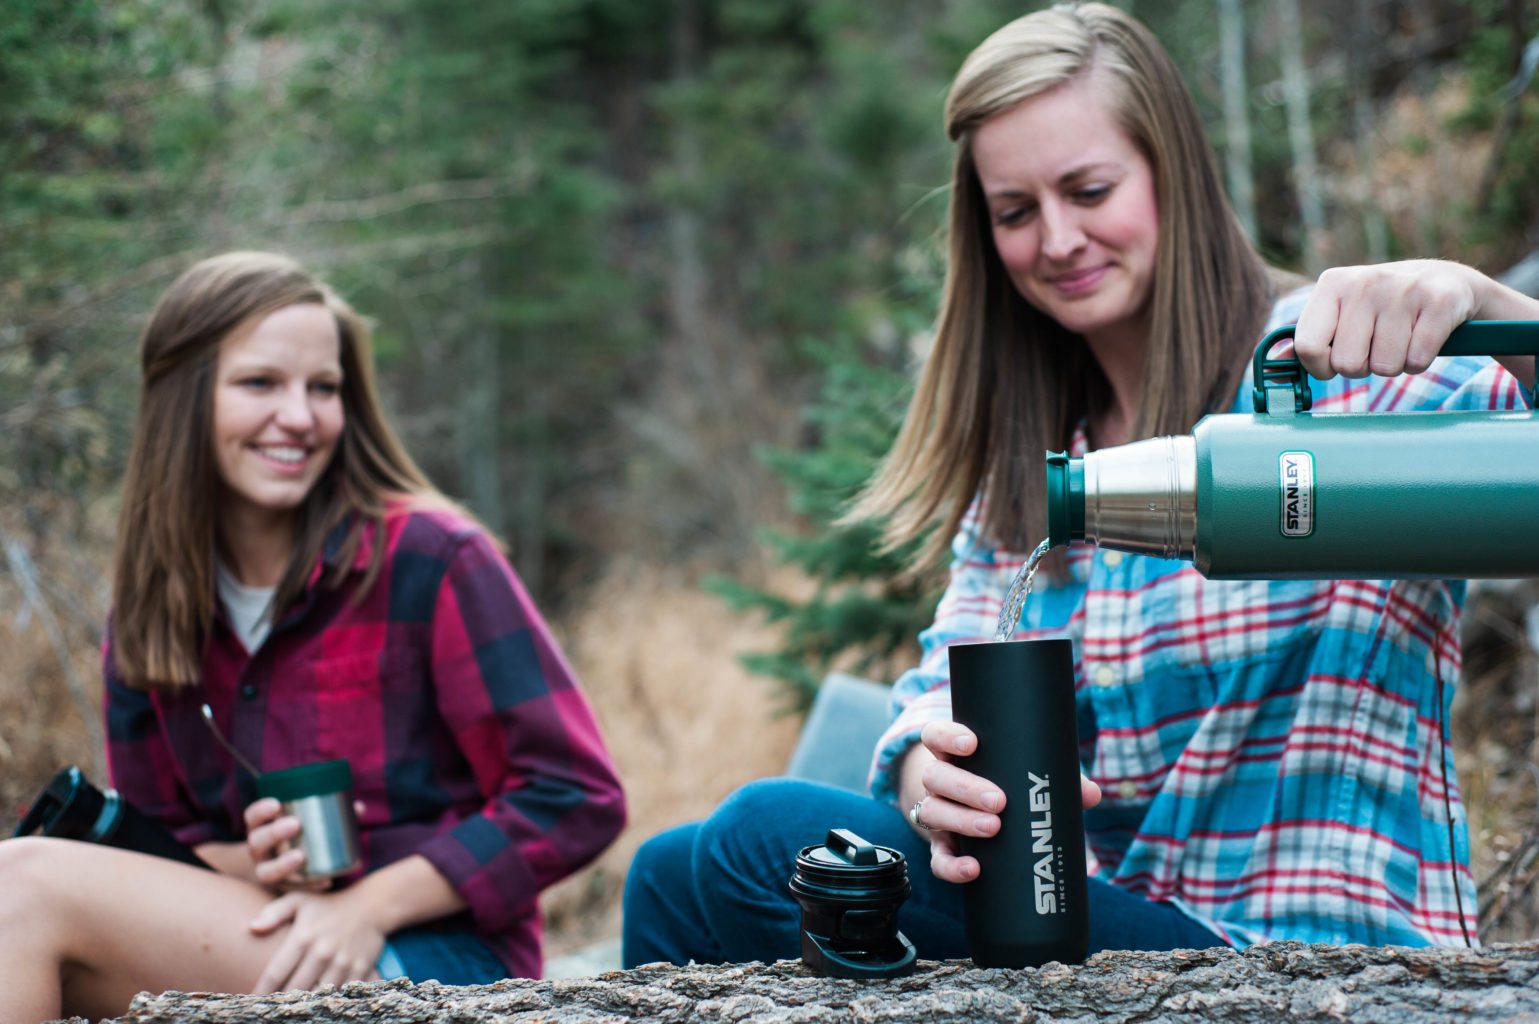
255 759 353 802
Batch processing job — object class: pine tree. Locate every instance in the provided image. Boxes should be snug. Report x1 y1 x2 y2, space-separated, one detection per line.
709 321 943 712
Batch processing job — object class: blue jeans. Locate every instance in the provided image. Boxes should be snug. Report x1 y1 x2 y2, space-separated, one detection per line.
623 777 1224 967
376 926 506 984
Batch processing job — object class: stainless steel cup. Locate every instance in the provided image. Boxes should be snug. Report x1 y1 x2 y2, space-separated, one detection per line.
254 759 361 879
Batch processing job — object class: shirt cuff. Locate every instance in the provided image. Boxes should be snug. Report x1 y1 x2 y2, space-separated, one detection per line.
414 818 540 934
868 692 954 805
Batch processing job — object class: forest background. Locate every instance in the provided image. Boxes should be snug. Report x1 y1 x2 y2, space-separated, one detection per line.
5 0 1539 959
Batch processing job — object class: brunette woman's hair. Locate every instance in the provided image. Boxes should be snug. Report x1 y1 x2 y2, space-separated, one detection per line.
849 3 1281 570
112 251 447 688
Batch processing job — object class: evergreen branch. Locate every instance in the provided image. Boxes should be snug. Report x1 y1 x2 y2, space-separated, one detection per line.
278 176 537 227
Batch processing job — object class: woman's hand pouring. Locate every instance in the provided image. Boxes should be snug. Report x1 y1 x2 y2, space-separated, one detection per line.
1294 259 1537 388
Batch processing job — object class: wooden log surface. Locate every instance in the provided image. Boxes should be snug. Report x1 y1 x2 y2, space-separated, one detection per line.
62 941 1539 1024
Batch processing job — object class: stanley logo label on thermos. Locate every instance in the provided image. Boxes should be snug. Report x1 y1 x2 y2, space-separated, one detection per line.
1279 451 1314 537
1028 772 1061 915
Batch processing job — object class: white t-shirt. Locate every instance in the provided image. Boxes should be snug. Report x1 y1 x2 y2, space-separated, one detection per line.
216 562 274 654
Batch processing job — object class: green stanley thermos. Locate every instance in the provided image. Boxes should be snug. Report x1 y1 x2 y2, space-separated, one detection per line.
1045 321 1539 579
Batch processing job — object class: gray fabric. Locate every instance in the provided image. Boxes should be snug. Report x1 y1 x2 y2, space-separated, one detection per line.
785 673 891 794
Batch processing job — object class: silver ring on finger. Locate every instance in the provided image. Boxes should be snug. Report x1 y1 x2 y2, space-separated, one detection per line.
909 796 935 832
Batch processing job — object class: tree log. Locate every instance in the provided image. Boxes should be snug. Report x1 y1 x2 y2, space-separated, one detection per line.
69 941 1539 1024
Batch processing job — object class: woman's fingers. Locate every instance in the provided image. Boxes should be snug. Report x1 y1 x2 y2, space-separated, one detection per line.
253 934 304 995
1328 290 1378 378
254 847 309 888
247 813 302 860
915 791 1000 840
1293 261 1480 381
247 808 328 890
1292 282 1340 380
317 954 371 990
249 892 301 936
921 759 1004 815
280 946 330 994
1367 303 1417 378
920 719 977 760
919 765 1103 830
243 798 284 833
927 832 979 883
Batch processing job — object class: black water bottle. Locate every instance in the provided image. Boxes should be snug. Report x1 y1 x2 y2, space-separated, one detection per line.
949 638 1088 968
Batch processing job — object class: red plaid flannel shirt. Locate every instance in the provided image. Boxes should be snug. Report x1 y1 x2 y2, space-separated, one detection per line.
103 505 626 978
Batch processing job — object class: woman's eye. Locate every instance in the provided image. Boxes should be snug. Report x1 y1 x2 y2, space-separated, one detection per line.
310 381 341 397
994 205 1036 227
238 376 274 390
1075 184 1112 203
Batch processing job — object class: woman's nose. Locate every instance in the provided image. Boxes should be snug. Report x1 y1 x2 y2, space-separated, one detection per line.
1039 203 1087 262
272 385 317 430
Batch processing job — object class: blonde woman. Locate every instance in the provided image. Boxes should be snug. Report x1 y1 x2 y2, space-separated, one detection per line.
623 3 1538 966
0 252 625 1021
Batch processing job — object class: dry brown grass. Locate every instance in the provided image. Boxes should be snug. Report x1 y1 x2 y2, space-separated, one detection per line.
536 560 805 955
0 506 112 830
0 622 102 826
1454 580 1539 944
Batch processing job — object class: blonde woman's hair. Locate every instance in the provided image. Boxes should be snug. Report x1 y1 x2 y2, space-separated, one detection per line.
112 251 453 689
850 2 1277 570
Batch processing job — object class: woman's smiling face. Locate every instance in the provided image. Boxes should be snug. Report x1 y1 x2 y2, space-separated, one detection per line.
972 72 1160 346
211 302 345 526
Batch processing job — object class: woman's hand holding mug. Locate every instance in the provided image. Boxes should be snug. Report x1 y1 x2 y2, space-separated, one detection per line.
244 798 331 892
900 719 1102 884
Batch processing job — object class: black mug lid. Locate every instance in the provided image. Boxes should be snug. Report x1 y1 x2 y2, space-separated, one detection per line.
791 828 910 903
800 828 900 869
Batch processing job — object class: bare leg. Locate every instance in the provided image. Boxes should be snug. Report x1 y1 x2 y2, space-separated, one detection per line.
0 837 289 1022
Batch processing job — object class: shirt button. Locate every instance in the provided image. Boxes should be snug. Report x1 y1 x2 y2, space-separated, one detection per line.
1102 550 1124 568
1118 780 1138 800
1093 665 1117 687
240 683 258 699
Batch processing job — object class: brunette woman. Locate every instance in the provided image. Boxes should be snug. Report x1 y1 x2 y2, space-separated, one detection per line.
0 251 625 1021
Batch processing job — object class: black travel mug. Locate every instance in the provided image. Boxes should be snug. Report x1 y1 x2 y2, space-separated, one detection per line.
949 638 1088 968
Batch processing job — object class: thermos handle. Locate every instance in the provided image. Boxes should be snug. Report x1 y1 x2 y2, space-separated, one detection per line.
1252 319 1539 414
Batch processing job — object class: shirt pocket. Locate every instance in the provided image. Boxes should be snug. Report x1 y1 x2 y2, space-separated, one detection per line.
307 649 426 769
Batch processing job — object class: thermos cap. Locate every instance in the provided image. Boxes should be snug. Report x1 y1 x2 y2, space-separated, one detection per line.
791 828 910 902
1045 451 1084 549
254 759 353 801
790 828 917 980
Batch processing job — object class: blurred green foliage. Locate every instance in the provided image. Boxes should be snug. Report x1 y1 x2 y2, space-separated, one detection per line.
2 0 1536 687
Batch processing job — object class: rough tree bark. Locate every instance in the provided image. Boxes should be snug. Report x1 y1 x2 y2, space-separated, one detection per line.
72 941 1539 1024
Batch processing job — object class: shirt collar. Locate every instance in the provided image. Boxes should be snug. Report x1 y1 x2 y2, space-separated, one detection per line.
308 512 377 586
